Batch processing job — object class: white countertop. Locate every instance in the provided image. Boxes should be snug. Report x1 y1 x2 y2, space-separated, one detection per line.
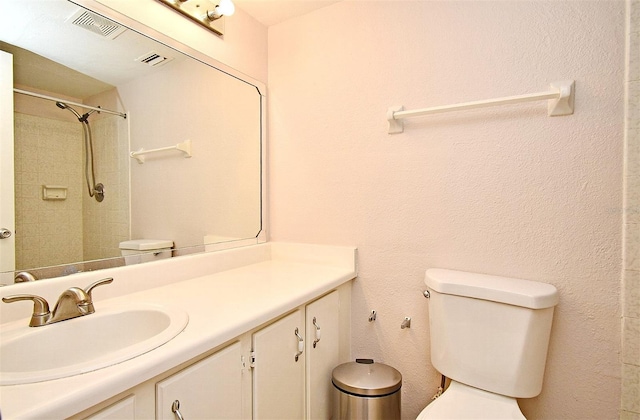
0 243 357 419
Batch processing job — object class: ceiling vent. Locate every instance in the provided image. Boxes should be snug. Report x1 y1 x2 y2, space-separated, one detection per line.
66 9 127 40
135 51 174 67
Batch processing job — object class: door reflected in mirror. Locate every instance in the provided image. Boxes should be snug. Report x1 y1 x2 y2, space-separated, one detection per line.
0 0 263 284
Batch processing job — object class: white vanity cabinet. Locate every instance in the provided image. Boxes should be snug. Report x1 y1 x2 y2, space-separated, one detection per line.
251 290 341 420
75 286 350 420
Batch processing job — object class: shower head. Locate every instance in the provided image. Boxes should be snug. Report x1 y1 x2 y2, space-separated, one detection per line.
56 101 84 121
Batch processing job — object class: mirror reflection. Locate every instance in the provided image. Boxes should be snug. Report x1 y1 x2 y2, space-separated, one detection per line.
0 0 262 285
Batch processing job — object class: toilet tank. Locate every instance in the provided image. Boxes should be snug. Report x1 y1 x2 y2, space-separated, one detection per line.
119 239 173 265
425 269 559 398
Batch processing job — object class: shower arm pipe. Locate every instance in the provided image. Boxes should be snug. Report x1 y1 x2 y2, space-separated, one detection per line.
13 88 127 119
387 80 575 134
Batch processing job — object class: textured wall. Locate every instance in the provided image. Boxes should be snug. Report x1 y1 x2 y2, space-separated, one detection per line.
268 1 625 418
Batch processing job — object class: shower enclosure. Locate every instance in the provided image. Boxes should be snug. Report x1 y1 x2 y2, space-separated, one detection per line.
12 91 129 272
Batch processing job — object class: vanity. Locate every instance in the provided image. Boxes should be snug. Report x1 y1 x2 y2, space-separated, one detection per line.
0 242 357 419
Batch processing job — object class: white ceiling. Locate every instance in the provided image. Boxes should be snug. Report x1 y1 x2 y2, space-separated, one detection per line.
234 0 341 26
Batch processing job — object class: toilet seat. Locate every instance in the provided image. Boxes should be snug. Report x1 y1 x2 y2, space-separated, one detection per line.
417 380 526 419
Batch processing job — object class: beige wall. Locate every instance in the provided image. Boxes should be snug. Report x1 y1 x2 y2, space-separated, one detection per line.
268 1 625 419
622 0 640 417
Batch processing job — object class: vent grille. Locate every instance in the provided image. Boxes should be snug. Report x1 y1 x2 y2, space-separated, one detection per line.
67 10 126 40
135 51 174 67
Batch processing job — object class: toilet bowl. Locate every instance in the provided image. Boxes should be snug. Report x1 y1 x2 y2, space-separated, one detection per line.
417 381 525 419
418 268 559 419
119 239 173 265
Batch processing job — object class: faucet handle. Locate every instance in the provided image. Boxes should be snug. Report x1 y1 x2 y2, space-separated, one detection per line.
84 277 113 302
2 294 51 327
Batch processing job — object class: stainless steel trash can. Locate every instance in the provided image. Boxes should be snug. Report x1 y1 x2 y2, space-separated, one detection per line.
332 359 402 420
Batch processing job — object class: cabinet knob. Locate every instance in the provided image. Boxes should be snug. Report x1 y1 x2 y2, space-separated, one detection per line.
171 400 185 420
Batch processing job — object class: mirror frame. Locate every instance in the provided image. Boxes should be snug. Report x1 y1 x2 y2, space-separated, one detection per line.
2 0 267 285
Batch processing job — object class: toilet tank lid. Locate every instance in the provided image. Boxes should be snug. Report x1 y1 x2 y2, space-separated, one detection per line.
119 239 173 250
425 269 559 309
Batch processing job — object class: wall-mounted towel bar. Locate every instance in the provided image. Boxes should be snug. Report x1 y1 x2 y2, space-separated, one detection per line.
130 140 192 164
387 80 575 134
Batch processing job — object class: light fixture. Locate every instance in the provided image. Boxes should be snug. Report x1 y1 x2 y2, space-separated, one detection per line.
206 0 235 21
156 0 235 36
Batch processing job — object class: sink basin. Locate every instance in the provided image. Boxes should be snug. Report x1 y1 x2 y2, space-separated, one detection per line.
0 303 188 385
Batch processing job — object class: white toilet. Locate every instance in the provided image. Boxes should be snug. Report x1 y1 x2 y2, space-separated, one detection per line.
118 239 174 265
418 268 559 419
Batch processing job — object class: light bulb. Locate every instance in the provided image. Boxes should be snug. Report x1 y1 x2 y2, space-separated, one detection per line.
216 0 235 16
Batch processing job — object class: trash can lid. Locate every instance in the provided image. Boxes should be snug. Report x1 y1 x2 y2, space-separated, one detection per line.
332 359 402 397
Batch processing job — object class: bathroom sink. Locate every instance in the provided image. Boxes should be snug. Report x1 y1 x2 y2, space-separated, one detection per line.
0 303 188 385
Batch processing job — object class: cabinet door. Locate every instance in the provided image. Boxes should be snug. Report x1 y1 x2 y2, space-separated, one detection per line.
252 309 305 419
156 341 243 420
306 291 340 420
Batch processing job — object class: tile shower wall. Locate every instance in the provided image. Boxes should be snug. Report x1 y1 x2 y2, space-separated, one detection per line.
13 111 129 271
14 113 84 269
622 1 640 418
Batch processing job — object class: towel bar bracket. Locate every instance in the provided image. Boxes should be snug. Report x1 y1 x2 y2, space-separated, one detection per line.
387 105 405 134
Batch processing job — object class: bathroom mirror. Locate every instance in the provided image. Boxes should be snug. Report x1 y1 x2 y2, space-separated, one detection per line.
0 0 263 285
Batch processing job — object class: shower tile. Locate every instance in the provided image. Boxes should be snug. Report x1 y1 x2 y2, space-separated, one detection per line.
630 31 640 82
622 410 640 420
624 317 640 366
622 364 640 413
628 129 640 177
629 176 640 225
17 184 39 200
19 171 38 185
624 270 640 319
626 223 640 270
632 0 640 35
19 222 39 239
628 81 640 130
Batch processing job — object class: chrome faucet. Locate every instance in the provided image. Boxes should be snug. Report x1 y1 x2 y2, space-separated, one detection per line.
14 271 37 283
2 278 113 327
